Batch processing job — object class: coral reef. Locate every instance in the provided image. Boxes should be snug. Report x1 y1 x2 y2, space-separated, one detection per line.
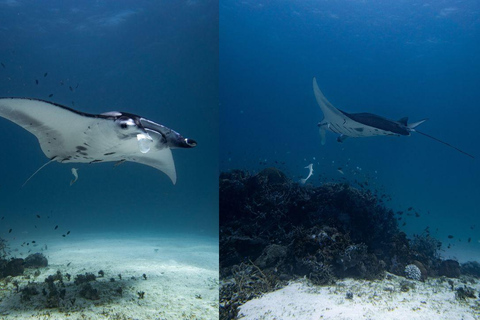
25 253 48 268
439 260 461 278
79 283 100 300
461 261 480 277
1 258 25 277
219 168 463 319
1 247 49 279
74 272 97 285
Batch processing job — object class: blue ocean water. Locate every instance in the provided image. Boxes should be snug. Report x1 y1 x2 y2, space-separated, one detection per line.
0 1 218 238
220 0 480 257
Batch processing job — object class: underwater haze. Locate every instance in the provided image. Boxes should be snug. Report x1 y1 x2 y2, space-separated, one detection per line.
0 0 218 237
220 0 480 259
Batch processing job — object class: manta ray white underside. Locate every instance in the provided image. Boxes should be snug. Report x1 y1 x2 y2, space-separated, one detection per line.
0 98 197 184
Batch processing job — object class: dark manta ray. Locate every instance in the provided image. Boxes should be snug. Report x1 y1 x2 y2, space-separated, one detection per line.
0 98 197 184
313 77 474 158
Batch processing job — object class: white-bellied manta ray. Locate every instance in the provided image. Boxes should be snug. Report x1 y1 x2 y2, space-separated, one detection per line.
0 98 197 185
313 77 474 159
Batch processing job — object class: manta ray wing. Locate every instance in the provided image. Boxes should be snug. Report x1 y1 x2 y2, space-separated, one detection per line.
0 98 195 183
313 78 405 140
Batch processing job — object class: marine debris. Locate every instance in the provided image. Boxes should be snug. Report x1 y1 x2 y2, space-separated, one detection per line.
219 168 477 319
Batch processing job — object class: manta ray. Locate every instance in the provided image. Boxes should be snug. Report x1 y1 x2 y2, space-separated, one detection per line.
0 98 197 185
313 77 474 159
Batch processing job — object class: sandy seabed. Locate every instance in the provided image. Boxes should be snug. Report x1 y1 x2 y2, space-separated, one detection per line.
0 233 219 320
238 275 480 320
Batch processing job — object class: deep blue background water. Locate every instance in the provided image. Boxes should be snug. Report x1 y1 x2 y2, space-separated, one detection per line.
0 0 218 239
220 0 480 257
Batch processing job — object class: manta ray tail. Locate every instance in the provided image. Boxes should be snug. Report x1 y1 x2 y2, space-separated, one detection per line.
22 157 57 187
415 130 474 159
408 119 428 129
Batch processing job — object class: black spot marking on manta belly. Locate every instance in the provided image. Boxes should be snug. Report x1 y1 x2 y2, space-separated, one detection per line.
90 160 103 163
104 152 115 156
355 128 364 132
76 146 87 151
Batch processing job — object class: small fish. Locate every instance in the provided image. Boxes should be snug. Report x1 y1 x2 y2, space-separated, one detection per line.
402 222 406 226
407 207 413 211
36 214 41 218
337 168 344 175
62 234 66 237
1 216 4 220
75 83 79 89
1 62 5 68
8 228 12 233
49 94 53 98
67 231 71 235
32 240 36 243
54 225 58 230
448 235 454 239
69 86 73 92
70 168 79 186
71 101 75 106
67 262 71 267
114 159 126 167
415 212 420 218
35 79 39 85
44 72 48 77
468 238 472 243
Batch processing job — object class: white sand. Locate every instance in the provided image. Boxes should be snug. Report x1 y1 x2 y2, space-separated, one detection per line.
239 275 480 320
0 233 219 319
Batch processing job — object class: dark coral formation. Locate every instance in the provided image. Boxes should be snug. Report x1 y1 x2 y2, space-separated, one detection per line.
25 253 48 268
1 258 25 278
456 285 477 300
0 248 49 279
0 239 133 310
461 261 480 277
439 260 461 278
221 168 407 280
219 168 461 319
74 272 97 285
79 283 100 300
